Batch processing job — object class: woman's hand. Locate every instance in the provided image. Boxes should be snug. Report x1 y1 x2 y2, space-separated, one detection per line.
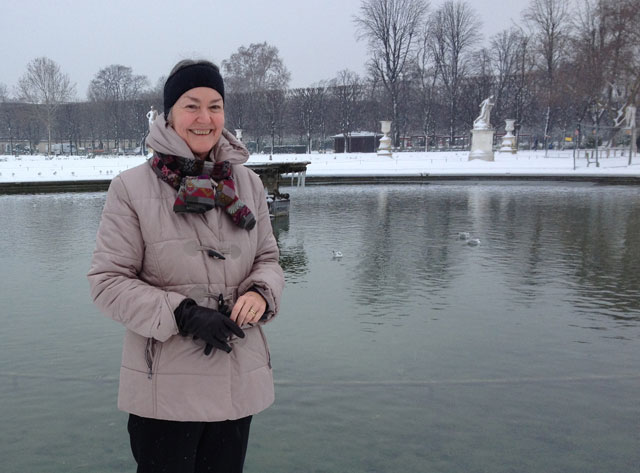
231 291 267 326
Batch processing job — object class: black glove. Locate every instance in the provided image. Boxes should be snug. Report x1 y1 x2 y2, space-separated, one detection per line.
217 293 231 317
205 294 233 355
174 298 245 354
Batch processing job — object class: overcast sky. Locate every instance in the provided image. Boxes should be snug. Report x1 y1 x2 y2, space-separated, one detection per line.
3 0 532 98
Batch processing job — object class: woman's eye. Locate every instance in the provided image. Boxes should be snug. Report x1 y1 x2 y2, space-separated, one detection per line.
186 104 198 110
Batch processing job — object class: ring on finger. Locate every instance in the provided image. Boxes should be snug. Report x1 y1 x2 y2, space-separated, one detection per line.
248 308 257 316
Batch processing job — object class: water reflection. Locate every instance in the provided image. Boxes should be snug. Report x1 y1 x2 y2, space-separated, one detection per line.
282 184 640 339
2 186 639 335
476 186 640 320
353 187 464 318
271 216 309 284
0 193 105 276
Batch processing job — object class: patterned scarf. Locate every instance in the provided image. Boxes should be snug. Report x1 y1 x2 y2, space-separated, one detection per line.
149 152 256 230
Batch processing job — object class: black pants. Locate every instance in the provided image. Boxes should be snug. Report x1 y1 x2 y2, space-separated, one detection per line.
127 414 252 473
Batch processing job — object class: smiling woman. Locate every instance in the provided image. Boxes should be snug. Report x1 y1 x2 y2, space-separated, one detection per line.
163 61 226 159
87 58 284 473
168 87 225 158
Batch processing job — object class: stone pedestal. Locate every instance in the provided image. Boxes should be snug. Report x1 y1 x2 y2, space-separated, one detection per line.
377 120 392 157
469 128 495 161
499 119 517 154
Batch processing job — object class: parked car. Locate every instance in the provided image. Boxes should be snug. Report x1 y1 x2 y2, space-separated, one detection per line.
13 144 31 155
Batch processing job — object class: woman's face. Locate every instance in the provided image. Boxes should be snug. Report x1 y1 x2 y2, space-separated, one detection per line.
169 87 225 159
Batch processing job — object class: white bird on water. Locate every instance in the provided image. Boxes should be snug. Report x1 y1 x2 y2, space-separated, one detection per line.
332 250 343 258
467 238 481 246
458 232 470 240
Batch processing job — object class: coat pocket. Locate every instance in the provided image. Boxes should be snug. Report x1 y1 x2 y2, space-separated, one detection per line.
144 338 163 379
257 326 272 369
235 326 271 372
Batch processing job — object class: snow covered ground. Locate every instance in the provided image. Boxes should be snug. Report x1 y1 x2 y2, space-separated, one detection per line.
0 149 639 183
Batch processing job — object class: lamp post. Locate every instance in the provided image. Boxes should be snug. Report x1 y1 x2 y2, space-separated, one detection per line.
630 125 636 166
8 126 12 155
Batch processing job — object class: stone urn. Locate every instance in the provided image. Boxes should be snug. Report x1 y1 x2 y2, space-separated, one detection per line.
499 119 517 154
378 120 392 157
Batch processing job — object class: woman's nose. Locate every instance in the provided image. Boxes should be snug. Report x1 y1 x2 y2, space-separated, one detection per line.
196 108 210 122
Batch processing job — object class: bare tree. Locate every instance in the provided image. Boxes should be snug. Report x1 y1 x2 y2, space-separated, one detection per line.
290 86 327 153
139 75 165 108
0 83 10 153
18 57 75 155
79 101 103 152
330 70 365 152
573 1 640 118
0 83 8 103
523 0 571 149
566 0 640 154
430 0 481 145
315 83 330 152
222 42 290 93
508 31 538 139
569 0 612 134
465 48 494 126
261 88 288 155
225 91 251 136
0 86 13 154
55 103 82 154
5 103 44 153
490 28 522 120
355 0 429 147
414 27 439 148
88 64 148 151
222 42 290 149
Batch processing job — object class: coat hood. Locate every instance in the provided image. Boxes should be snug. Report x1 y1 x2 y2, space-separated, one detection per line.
146 113 249 165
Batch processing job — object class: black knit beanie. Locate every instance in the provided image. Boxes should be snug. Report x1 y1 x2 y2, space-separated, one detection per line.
163 63 225 115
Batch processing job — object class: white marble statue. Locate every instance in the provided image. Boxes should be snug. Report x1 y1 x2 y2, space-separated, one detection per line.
473 96 495 130
146 106 158 129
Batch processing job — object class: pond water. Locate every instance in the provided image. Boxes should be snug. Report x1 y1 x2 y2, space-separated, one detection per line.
0 183 638 473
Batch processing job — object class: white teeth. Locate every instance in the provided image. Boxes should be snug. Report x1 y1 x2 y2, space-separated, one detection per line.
192 130 211 135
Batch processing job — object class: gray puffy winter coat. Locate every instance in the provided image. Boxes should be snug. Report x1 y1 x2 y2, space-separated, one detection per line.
88 117 284 421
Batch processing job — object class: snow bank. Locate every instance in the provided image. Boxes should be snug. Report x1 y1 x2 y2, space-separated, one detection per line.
0 149 639 184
